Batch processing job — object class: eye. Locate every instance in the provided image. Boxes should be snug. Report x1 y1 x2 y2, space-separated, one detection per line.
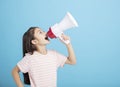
38 30 45 34
39 31 43 34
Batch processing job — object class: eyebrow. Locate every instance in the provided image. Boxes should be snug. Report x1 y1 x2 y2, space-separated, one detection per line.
37 29 43 33
37 29 41 32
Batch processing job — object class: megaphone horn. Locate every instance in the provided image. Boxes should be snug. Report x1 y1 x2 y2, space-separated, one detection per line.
58 12 78 31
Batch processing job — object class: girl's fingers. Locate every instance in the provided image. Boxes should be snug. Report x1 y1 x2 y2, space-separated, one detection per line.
61 34 70 40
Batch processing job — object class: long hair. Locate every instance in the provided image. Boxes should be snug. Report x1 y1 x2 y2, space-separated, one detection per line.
22 27 38 85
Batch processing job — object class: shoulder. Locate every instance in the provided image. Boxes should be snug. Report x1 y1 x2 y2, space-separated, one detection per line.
22 53 34 61
47 49 57 54
47 49 64 57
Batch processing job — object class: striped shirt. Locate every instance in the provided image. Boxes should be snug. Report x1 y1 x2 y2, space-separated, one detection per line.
17 50 67 87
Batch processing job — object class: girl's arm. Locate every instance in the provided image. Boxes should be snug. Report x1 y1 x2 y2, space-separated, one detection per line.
12 66 24 87
66 43 76 64
61 34 76 65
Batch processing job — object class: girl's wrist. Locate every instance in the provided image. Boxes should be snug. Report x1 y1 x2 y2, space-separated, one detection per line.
66 43 72 47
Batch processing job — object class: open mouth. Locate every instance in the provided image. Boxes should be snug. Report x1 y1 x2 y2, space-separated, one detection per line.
45 36 49 41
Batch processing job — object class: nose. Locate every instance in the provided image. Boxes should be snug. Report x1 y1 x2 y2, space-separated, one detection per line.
44 32 47 36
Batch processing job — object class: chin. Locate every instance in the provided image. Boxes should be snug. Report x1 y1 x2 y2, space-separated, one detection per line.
45 41 50 44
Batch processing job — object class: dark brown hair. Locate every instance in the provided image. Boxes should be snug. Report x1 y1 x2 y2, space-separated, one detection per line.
22 27 39 85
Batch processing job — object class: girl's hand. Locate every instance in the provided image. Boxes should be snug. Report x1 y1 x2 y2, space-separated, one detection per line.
60 34 71 45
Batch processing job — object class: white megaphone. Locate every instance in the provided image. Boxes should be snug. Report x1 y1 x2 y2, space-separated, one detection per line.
47 12 78 44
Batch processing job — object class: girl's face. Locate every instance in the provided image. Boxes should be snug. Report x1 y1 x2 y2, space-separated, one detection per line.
32 28 50 46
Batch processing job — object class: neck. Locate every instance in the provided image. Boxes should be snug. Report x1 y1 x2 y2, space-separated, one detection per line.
36 45 47 55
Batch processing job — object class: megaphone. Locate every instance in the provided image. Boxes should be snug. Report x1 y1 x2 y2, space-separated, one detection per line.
47 12 78 44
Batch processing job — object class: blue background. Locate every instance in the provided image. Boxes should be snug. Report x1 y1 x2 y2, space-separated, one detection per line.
0 0 120 87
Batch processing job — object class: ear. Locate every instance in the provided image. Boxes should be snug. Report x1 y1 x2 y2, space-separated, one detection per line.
31 39 38 45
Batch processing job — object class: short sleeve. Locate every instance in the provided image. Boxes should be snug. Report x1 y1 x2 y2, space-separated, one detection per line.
54 51 67 68
17 56 30 73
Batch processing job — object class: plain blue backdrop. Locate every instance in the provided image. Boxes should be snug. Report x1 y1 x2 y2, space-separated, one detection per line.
0 0 120 87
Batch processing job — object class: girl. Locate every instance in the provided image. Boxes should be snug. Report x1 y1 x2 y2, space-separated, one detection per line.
12 27 76 87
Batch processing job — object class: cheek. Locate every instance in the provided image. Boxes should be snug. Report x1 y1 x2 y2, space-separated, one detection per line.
37 34 42 38
37 35 45 41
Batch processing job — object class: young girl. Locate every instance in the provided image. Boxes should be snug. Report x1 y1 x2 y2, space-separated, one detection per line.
12 27 76 87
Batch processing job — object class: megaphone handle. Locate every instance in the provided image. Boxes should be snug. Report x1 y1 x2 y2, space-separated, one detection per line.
58 35 70 44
